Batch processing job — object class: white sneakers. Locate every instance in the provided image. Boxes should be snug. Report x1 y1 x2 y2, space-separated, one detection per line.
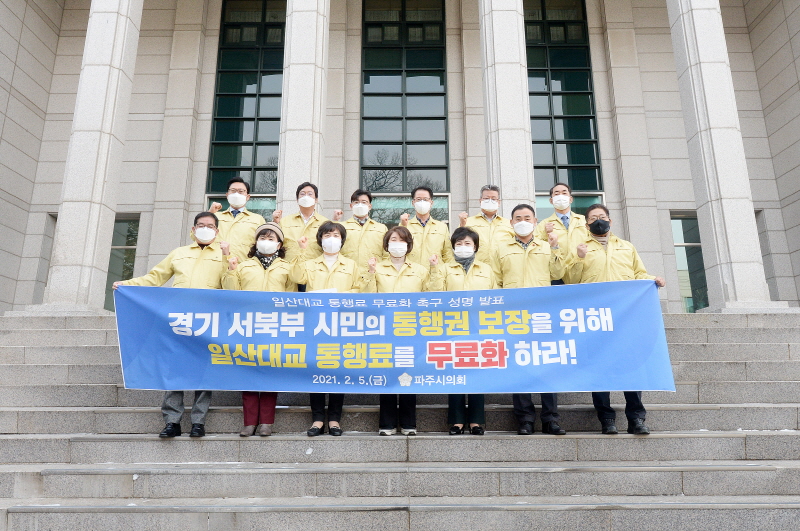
378 427 417 436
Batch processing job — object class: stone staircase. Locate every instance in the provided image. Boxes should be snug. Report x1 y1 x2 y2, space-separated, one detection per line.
0 313 799 529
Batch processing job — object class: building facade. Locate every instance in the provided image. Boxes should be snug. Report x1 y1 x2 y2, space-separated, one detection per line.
1 0 798 314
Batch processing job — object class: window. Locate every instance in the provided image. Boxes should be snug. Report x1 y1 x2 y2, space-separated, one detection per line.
361 0 449 223
104 218 139 311
208 0 286 218
672 216 709 313
525 0 601 206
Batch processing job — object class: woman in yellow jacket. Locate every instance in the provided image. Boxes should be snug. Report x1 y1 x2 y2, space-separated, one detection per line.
363 226 442 436
222 222 294 437
290 221 369 437
569 203 665 437
441 227 497 436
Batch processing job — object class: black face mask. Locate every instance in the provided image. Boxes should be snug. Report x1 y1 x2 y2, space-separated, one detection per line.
588 219 610 235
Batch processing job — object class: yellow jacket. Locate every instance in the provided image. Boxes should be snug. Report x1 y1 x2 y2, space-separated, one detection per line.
222 256 296 292
289 253 367 293
569 233 656 284
533 211 588 284
122 241 226 289
362 260 443 293
406 216 455 265
340 217 388 275
464 214 515 264
440 260 497 291
216 207 267 262
280 211 329 263
491 237 567 288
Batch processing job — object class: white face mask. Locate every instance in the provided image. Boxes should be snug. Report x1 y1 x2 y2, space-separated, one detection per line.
322 237 342 254
414 200 432 215
298 195 316 208
552 195 571 210
352 203 370 218
194 227 216 244
388 242 408 257
454 245 475 259
514 221 535 237
480 199 499 213
227 193 247 209
257 239 279 255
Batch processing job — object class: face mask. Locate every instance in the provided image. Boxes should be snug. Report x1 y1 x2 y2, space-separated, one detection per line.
298 195 315 208
227 193 247 209
388 242 408 257
513 221 535 237
257 240 279 255
588 219 611 236
454 246 475 259
352 203 370 218
322 237 342 254
194 227 216 244
480 199 499 212
414 201 432 215
552 195 570 210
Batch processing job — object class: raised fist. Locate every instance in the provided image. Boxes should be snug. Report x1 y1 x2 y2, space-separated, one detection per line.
576 243 588 259
548 232 559 248
272 209 282 224
368 257 377 273
429 254 439 267
400 213 410 226
228 256 239 271
459 212 468 227
545 222 555 234
298 236 308 250
332 209 344 221
220 241 231 256
209 202 222 214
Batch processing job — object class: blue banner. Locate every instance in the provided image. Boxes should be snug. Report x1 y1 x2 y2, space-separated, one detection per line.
114 280 674 394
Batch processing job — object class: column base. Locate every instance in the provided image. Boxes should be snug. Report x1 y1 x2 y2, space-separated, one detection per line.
3 303 113 317
698 300 800 314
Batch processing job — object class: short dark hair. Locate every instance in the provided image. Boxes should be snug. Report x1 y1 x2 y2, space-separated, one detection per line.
383 226 414 253
296 182 319 199
228 177 250 194
248 228 286 259
585 203 610 218
410 186 433 201
350 189 373 203
451 227 480 253
316 221 347 248
511 204 536 218
194 212 218 227
549 182 572 197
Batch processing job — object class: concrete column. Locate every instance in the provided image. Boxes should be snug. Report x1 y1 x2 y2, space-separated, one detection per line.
42 0 143 312
146 0 209 268
666 0 787 311
478 0 534 213
276 0 331 210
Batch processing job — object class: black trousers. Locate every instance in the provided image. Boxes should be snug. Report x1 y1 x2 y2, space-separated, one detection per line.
447 394 485 425
309 393 344 422
512 393 559 424
592 391 646 421
379 394 416 429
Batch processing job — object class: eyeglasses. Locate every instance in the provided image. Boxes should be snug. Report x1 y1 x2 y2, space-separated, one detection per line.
412 198 432 204
587 215 609 222
298 191 316 198
228 188 248 194
195 223 216 229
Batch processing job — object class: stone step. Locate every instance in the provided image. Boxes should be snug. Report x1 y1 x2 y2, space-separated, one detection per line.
0 431 797 464
666 327 800 344
14 460 799 498
668 343 800 361
0 316 117 330
0 329 117 347
0 346 121 365
671 360 800 381
6 495 800 531
0 403 795 435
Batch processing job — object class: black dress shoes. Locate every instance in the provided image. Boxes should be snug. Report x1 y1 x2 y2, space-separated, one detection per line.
541 421 566 435
449 425 464 435
159 423 181 438
328 425 343 436
601 419 618 434
627 418 650 435
307 425 324 437
470 425 485 435
189 423 205 437
517 421 534 435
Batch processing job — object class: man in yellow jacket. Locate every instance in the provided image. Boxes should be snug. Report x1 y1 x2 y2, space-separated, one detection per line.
113 212 228 439
209 177 267 262
458 184 514 264
569 203 665 436
533 182 588 285
399 186 454 265
273 182 330 264
340 189 388 275
490 203 568 436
